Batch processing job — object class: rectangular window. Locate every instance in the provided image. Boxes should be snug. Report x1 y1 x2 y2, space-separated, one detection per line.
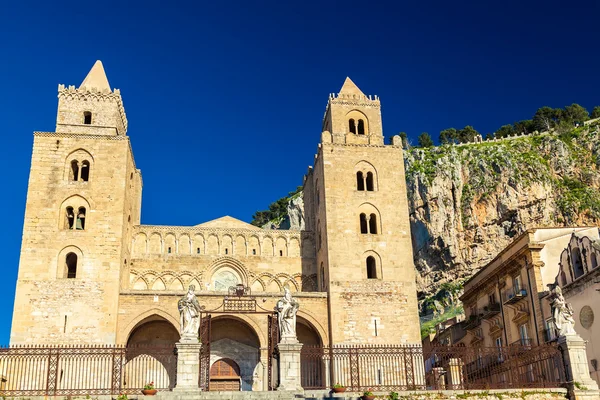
545 318 556 341
519 324 529 346
513 275 521 292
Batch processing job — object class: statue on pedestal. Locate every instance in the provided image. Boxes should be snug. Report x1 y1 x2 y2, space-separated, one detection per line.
551 286 576 337
178 285 201 338
275 288 299 340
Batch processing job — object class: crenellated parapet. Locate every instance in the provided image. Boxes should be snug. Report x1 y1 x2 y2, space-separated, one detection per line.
57 84 128 134
131 224 315 258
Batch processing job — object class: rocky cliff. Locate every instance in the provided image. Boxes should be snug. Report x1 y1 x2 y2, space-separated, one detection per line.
406 121 600 305
252 122 600 313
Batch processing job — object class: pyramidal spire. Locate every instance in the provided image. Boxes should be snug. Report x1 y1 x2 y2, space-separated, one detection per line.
338 77 365 97
79 60 111 92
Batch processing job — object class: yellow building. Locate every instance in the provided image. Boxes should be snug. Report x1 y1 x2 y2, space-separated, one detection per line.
10 61 420 391
459 227 598 350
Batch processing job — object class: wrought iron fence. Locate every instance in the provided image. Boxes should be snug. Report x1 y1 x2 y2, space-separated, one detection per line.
301 343 565 392
301 344 426 391
0 345 177 396
424 343 565 390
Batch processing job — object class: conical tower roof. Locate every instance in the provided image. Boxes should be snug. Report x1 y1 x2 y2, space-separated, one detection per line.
79 60 111 92
338 77 365 97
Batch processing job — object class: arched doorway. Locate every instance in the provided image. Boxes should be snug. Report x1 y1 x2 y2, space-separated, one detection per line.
210 358 241 391
209 317 261 391
124 316 179 390
297 316 325 390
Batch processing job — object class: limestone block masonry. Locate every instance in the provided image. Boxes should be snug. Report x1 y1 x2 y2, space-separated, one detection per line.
174 342 203 392
11 61 421 366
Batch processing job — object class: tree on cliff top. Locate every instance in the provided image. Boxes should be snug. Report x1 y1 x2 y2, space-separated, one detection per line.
592 106 600 119
418 132 434 148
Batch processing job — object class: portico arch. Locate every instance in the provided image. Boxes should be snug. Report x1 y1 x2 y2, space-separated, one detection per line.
209 316 262 391
121 308 180 345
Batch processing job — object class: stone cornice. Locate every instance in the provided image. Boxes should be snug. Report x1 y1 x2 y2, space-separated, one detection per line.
135 224 313 237
33 131 139 171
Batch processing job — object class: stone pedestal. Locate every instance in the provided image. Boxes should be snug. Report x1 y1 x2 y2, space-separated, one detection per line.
174 338 203 392
276 338 303 391
558 335 600 400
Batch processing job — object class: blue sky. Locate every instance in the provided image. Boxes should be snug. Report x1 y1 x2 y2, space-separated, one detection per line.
1 1 599 343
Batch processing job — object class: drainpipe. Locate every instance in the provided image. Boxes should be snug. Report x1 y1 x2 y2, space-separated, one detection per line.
498 275 509 346
525 258 541 345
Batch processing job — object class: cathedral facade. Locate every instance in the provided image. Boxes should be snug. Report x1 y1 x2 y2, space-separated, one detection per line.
11 61 420 390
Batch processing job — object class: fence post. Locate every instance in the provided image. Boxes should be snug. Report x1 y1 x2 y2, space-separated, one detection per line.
45 347 59 396
111 346 124 395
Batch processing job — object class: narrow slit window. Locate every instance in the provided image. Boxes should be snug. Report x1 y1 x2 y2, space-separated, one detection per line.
366 256 377 279
369 213 378 234
279 250 283 256
80 161 90 182
358 119 365 135
252 249 256 255
360 213 368 234
225 248 228 255
66 252 77 278
70 160 79 181
366 172 374 191
76 207 86 230
65 206 75 229
168 247 172 254
349 119 356 134
357 171 365 191
83 111 92 125
196 247 201 254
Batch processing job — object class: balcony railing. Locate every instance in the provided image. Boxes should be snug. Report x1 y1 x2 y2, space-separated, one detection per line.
464 314 482 330
481 303 501 319
510 338 533 352
503 287 528 304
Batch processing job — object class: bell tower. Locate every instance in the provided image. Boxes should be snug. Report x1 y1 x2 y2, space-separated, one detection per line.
304 78 420 345
10 61 142 344
321 77 384 146
56 60 128 136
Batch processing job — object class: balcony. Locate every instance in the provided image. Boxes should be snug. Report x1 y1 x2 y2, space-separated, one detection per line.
510 338 533 352
463 314 482 330
481 303 501 319
503 287 528 305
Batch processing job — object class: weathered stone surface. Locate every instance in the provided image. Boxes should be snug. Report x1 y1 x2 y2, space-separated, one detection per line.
404 124 600 302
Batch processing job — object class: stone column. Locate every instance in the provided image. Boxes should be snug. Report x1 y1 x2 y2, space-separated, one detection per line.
276 337 303 391
173 339 203 392
558 335 600 400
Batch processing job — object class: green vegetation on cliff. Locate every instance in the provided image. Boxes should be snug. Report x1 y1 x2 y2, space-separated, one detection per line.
251 186 302 227
407 120 600 225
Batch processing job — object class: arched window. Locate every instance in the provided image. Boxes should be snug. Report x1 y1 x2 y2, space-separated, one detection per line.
360 213 368 234
66 252 77 278
65 207 75 229
366 172 374 191
592 253 598 269
80 161 90 181
357 119 366 135
572 248 584 279
369 213 378 234
561 271 568 286
356 172 365 191
366 256 377 279
349 119 357 134
70 160 79 181
76 207 86 230
83 111 92 125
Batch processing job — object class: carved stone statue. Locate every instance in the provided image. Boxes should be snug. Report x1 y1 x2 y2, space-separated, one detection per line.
275 288 300 340
178 285 201 339
551 286 576 336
